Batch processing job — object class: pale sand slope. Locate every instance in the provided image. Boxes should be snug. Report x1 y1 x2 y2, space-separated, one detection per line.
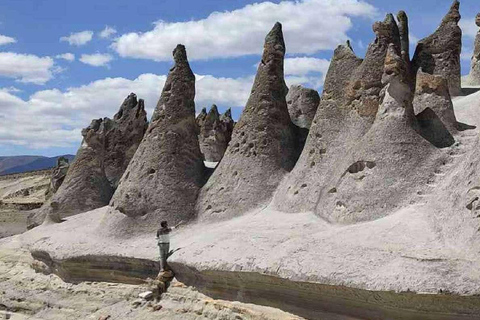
0 248 303 320
2 89 480 296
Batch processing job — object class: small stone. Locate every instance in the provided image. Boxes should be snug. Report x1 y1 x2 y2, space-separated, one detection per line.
138 291 153 300
152 304 163 311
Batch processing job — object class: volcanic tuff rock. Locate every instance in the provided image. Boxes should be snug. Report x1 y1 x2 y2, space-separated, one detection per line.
197 105 234 162
196 107 207 128
30 94 147 226
469 13 480 85
103 93 148 189
44 156 70 200
42 118 114 223
273 14 400 213
219 108 235 143
412 1 462 96
110 45 205 225
414 69 458 133
286 85 320 129
196 22 300 221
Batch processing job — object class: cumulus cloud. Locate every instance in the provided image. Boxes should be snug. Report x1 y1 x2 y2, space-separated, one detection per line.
99 26 117 39
55 53 75 62
60 30 93 46
0 35 16 46
0 52 55 84
460 18 478 39
0 73 253 149
79 53 113 67
113 0 377 61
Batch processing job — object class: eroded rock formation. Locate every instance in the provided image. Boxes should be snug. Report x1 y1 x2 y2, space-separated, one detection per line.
197 105 234 162
30 94 147 226
104 93 148 189
469 13 480 85
220 108 235 143
286 85 320 129
196 22 300 220
412 0 462 96
45 156 70 199
414 69 458 133
110 45 205 224
273 15 400 213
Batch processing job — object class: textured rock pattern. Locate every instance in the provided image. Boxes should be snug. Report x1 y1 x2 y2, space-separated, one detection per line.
469 13 480 85
103 93 148 189
197 105 233 162
197 23 300 221
414 69 458 132
273 15 400 213
412 1 462 96
286 85 320 129
220 108 235 143
110 45 205 224
45 156 70 199
44 119 114 222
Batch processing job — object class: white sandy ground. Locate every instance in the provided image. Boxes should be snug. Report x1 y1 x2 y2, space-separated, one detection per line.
1 88 480 305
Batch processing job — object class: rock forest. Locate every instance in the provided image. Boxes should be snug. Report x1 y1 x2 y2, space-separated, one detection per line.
3 1 480 319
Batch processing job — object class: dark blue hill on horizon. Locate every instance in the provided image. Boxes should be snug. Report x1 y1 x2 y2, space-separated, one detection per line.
0 155 75 175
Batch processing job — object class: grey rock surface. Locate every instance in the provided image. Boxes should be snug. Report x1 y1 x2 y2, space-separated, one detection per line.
110 45 205 225
104 93 148 189
43 119 114 223
196 22 300 221
44 156 70 200
414 69 458 133
286 85 320 129
469 13 480 85
197 105 229 162
195 107 207 128
412 1 462 96
220 108 235 143
273 15 400 213
31 94 147 226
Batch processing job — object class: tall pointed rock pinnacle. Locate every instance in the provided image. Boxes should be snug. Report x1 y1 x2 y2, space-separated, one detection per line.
469 13 480 85
397 11 410 64
196 22 300 220
412 0 462 96
110 44 205 224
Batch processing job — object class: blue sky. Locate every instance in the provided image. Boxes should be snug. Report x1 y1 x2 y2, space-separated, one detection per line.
0 0 478 156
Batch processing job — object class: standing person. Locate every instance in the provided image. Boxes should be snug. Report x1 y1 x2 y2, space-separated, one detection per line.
156 220 183 271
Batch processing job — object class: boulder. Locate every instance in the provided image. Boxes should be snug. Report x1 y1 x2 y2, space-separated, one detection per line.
286 84 320 129
44 156 70 199
196 22 300 221
412 1 462 96
110 45 205 225
414 69 458 132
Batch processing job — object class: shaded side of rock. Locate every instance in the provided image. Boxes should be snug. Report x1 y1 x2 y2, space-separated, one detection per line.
413 69 458 133
104 93 148 189
44 156 70 200
412 1 462 96
110 45 205 224
197 22 300 220
219 108 235 143
286 85 320 129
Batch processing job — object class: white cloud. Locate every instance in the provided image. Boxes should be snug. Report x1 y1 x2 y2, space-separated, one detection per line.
0 35 16 46
0 73 253 149
284 57 330 76
60 31 93 46
99 26 117 39
460 18 478 39
112 0 377 61
79 53 113 67
55 53 75 62
0 52 55 84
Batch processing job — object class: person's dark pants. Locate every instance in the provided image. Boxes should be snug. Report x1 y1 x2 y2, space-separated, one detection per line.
158 242 170 271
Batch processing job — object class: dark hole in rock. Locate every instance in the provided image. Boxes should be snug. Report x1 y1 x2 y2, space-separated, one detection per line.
416 108 455 148
328 188 337 194
347 161 376 174
147 168 156 174
466 197 479 210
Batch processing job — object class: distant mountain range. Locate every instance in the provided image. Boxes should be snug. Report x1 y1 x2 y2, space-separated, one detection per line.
0 155 75 175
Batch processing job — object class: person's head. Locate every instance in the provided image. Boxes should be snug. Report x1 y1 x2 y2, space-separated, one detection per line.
161 221 168 228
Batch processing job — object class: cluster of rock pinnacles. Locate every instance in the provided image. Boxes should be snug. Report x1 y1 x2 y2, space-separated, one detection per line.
32 1 480 227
